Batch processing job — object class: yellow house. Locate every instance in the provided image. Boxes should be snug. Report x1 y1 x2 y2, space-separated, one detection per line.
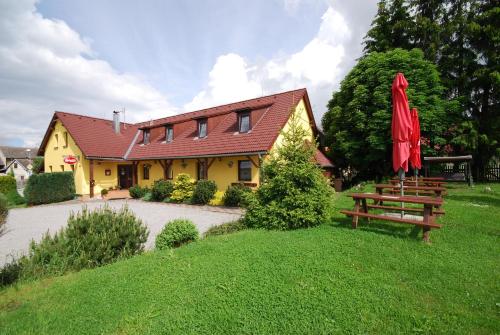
38 88 333 197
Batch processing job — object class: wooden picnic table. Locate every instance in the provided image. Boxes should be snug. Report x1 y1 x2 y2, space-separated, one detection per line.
389 179 447 187
375 183 447 199
393 176 445 181
340 193 444 241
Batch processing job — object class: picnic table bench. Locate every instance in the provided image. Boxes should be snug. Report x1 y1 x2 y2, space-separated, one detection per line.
375 184 447 198
340 193 444 241
389 179 447 187
394 176 445 181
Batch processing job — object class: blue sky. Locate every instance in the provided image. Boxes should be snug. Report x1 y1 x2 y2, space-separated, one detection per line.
0 0 377 147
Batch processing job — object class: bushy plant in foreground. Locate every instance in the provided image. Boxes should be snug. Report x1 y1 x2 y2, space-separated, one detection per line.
204 220 246 237
222 184 252 207
155 219 199 250
191 180 217 205
0 176 16 195
0 193 8 228
244 111 334 230
24 172 75 205
129 185 146 199
170 173 194 203
152 179 174 201
19 205 149 280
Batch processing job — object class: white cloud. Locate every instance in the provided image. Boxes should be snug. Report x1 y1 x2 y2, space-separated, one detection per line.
184 7 352 123
0 0 176 146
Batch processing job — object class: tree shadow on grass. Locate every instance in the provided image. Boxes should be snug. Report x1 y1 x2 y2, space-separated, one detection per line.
446 194 500 208
329 215 422 241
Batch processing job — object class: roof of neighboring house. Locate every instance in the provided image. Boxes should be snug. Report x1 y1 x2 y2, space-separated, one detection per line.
37 88 333 167
1 158 31 173
0 146 38 159
314 149 334 168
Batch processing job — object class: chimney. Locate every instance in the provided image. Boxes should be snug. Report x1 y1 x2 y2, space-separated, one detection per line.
113 111 120 134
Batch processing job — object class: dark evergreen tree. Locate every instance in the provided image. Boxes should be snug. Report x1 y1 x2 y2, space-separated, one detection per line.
410 0 445 62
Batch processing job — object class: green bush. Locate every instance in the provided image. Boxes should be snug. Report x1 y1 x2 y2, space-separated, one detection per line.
204 220 246 237
192 180 217 205
170 173 194 203
0 193 8 228
5 190 25 206
152 180 174 201
101 189 108 197
244 111 334 230
0 176 16 195
142 191 153 202
155 219 199 250
223 184 252 207
0 258 23 287
129 185 146 199
20 205 149 279
31 157 44 174
24 172 75 205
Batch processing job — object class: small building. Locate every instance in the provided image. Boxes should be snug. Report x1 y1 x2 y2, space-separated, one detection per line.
0 146 37 186
37 89 333 197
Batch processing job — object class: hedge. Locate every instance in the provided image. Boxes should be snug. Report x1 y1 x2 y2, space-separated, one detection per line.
24 172 76 205
0 176 16 195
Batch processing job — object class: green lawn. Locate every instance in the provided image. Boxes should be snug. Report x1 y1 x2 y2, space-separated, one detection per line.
1 183 499 334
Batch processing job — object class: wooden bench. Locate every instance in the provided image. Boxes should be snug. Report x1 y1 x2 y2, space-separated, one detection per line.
340 193 443 242
375 184 447 199
389 179 447 187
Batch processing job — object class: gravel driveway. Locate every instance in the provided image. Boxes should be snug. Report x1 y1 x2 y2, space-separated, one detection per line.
0 200 242 266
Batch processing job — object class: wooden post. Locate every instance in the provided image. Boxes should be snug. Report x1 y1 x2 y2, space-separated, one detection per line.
89 159 94 198
352 199 360 229
362 198 370 224
422 205 431 242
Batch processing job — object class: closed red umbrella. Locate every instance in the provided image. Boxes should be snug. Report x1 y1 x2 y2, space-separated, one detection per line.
392 73 412 217
391 73 412 173
410 108 422 170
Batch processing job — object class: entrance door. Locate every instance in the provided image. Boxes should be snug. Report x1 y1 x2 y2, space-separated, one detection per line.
118 165 133 189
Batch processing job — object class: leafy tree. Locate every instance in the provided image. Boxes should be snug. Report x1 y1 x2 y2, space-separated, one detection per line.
322 49 450 180
410 0 446 62
244 110 333 230
31 157 44 174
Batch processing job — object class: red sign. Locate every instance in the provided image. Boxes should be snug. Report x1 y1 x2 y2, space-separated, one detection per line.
64 156 78 165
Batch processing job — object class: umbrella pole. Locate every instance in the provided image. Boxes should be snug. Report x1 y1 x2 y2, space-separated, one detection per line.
398 168 405 218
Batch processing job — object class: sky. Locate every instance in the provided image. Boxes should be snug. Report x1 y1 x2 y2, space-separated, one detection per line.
0 0 378 147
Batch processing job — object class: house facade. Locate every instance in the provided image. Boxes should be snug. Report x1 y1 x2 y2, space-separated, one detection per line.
38 89 333 197
0 146 37 186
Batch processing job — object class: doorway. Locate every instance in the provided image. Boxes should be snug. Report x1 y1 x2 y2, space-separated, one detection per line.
118 165 133 189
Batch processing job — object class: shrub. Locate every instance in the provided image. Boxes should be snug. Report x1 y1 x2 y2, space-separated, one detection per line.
223 184 252 207
101 189 108 197
24 172 75 205
5 190 25 206
152 180 174 201
0 193 8 229
21 205 149 279
31 157 44 174
192 180 217 205
170 173 194 203
0 258 23 287
0 176 16 195
155 219 199 250
244 111 334 230
129 185 146 199
142 191 153 202
204 220 246 237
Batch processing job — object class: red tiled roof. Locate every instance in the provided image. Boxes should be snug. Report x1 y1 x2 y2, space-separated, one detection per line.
38 89 319 160
314 148 334 168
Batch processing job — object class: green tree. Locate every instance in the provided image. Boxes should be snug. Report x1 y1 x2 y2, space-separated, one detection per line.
322 49 449 180
410 0 445 62
244 111 333 230
31 157 44 174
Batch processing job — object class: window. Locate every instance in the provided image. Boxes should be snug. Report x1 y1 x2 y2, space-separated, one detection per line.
143 129 150 144
165 126 173 142
14 163 18 168
49 165 53 172
197 161 207 180
239 112 250 133
143 164 150 180
63 131 68 147
238 160 252 181
70 165 75 172
54 133 59 149
198 119 207 138
166 164 173 179
60 165 65 172
21 176 24 181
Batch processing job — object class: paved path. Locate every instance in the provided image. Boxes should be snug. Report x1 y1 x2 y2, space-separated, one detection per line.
0 200 242 266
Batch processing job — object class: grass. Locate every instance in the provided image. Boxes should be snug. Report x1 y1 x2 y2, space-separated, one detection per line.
0 183 499 334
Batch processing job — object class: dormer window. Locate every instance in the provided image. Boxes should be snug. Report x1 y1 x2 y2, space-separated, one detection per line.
198 119 207 138
165 126 173 143
143 129 150 144
239 111 251 133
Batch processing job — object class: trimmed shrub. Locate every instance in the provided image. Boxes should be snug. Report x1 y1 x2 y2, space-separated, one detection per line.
142 191 153 202
204 220 246 237
192 180 217 205
170 173 194 203
155 219 199 250
129 185 146 199
223 184 252 207
0 176 16 195
152 180 174 201
0 193 8 228
24 172 75 205
5 190 25 206
101 189 108 197
20 205 149 279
